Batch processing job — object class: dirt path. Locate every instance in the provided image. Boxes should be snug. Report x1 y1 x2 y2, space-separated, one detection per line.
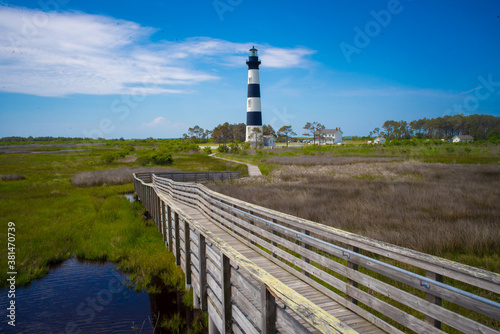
209 153 262 177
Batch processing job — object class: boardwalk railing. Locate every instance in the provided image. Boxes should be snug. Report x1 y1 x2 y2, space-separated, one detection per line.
134 172 500 334
134 171 240 184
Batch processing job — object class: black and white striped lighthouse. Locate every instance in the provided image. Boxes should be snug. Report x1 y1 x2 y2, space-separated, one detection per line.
245 46 263 143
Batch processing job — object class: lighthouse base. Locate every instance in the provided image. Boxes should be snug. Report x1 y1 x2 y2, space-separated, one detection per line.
246 125 263 146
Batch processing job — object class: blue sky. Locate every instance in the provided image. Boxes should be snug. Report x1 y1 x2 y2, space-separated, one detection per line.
0 0 499 139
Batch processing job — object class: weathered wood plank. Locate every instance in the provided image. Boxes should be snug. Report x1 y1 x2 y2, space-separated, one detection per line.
221 254 232 334
199 233 207 312
261 283 277 334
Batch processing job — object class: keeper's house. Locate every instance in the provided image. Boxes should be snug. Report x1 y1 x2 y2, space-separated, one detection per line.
317 128 343 145
452 135 474 143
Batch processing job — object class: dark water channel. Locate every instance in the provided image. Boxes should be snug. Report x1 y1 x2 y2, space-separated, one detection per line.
0 258 192 334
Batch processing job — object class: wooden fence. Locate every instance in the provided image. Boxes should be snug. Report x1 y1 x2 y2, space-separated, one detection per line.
133 172 500 334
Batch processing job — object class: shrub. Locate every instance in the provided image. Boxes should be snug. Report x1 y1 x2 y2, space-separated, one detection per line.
217 145 229 153
1 174 26 181
203 147 212 155
152 152 173 165
229 143 239 154
100 152 119 163
136 151 174 166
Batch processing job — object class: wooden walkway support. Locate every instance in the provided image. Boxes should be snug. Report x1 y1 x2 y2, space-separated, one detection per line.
133 172 500 334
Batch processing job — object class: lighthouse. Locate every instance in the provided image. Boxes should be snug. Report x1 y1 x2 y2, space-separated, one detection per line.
245 46 263 144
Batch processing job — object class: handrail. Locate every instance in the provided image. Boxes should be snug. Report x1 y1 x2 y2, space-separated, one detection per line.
135 172 500 334
134 173 358 334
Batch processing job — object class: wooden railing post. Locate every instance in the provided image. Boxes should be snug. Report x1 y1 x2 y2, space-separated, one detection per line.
261 284 276 334
425 271 443 329
184 220 191 288
249 210 255 245
167 205 173 252
272 219 278 259
175 212 180 266
198 233 207 312
156 193 161 231
346 245 359 305
221 254 232 334
161 202 166 242
302 229 310 277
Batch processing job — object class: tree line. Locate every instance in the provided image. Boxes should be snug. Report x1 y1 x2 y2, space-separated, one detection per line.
183 123 277 144
371 114 500 140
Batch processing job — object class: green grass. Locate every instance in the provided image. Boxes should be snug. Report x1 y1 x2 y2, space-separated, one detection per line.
214 142 499 176
0 145 244 290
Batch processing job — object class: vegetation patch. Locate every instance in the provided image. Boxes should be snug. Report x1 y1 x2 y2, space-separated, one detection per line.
72 167 180 186
265 155 403 165
1 173 26 181
207 161 500 272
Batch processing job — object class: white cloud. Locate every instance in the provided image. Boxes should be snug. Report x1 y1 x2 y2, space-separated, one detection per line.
142 117 166 127
141 117 185 130
261 47 317 68
0 6 316 97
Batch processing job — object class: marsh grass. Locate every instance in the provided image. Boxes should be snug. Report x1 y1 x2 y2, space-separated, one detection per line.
265 156 403 165
72 167 180 186
0 145 244 292
1 173 26 181
207 161 500 272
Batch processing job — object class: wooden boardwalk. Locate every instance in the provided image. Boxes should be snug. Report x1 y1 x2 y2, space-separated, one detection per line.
134 172 500 334
174 197 383 334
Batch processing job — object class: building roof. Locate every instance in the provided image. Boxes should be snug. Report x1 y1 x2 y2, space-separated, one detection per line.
453 135 474 140
374 137 385 141
315 128 343 135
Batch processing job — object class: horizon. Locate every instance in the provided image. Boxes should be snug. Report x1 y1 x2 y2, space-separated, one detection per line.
0 1 499 138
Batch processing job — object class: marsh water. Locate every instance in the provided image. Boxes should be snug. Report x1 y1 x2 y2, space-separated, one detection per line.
0 258 191 333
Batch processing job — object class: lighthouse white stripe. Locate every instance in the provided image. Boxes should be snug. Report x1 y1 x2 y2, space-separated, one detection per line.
246 125 263 142
247 97 261 112
248 69 260 84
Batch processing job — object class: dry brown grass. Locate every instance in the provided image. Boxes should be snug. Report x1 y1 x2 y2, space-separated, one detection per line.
207 161 500 271
265 155 403 165
71 167 179 186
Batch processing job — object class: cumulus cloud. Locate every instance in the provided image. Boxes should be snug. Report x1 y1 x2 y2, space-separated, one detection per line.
142 117 166 127
0 5 316 97
141 117 185 130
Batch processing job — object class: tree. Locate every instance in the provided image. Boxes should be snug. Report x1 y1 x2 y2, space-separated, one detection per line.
230 123 246 142
211 123 231 146
278 125 296 147
251 127 262 147
303 122 324 144
262 124 276 136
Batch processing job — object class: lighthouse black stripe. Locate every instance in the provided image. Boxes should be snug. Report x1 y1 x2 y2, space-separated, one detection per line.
247 84 260 98
246 112 262 126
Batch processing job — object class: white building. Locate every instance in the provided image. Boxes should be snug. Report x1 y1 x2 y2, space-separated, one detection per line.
452 135 474 143
262 135 276 147
316 128 343 145
374 137 386 144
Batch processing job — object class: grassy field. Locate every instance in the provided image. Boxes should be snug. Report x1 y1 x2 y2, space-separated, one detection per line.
0 145 245 288
209 145 500 273
217 141 500 175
